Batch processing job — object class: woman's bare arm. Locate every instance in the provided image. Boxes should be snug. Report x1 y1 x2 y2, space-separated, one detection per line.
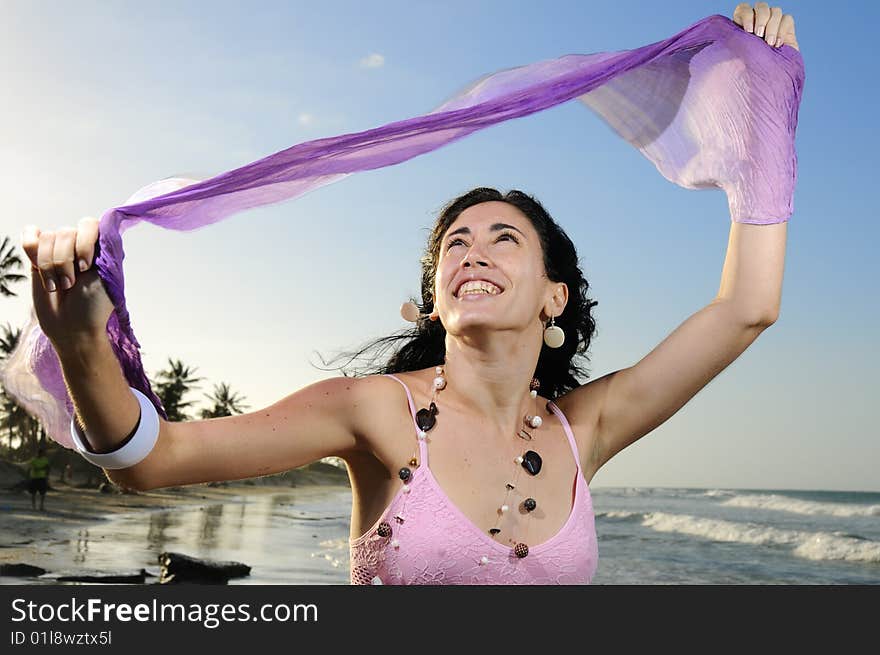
23 218 372 494
558 217 787 473
57 331 371 492
557 3 798 472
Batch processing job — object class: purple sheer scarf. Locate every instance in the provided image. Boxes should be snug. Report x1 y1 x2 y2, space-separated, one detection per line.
1 14 805 448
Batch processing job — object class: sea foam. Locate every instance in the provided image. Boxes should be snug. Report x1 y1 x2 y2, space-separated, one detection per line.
720 493 880 518
639 512 880 563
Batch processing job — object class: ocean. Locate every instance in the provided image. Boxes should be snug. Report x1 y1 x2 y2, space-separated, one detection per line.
586 487 880 584
267 485 880 584
12 485 879 585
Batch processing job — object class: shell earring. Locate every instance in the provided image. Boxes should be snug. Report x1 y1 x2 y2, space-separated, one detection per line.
543 315 565 348
401 301 437 323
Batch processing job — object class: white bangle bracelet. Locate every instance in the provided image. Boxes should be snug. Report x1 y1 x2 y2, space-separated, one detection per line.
69 386 160 470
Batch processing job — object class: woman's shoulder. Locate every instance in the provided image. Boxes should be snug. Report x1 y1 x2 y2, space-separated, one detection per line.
354 368 433 408
342 370 434 472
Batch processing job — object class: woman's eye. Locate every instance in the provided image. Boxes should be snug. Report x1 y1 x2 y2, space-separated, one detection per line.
446 233 518 250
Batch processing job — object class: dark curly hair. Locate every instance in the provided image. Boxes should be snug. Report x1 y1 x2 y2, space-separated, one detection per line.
313 187 599 399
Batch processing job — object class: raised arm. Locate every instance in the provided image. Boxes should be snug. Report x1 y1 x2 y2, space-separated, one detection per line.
557 2 799 478
21 218 372 492
559 219 786 477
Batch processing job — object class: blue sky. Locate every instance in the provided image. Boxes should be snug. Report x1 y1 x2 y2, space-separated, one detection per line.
2 1 877 491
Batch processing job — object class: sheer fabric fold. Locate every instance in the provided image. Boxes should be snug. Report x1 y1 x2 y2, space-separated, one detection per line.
0 14 805 448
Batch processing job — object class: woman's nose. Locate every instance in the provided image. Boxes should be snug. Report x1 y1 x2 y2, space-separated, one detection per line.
462 244 490 268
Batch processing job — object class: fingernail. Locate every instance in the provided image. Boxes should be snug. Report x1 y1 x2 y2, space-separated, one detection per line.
775 37 783 48
78 259 87 272
46 278 56 293
60 275 72 290
756 27 764 37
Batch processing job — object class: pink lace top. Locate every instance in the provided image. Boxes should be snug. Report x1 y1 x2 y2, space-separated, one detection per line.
349 374 599 585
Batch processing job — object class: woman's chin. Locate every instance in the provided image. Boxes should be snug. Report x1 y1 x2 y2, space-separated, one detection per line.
445 314 503 334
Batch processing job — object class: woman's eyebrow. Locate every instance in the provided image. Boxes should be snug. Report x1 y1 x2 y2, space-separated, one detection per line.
446 222 526 238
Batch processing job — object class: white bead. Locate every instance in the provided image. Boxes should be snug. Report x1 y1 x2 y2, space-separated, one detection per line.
418 430 427 440
433 376 446 390
515 455 524 464
530 415 543 429
371 576 383 585
403 485 411 494
435 366 443 374
530 389 537 398
500 504 509 513
480 556 489 565
391 539 400 548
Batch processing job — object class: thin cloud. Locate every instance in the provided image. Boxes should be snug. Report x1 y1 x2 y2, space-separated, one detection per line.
358 53 385 69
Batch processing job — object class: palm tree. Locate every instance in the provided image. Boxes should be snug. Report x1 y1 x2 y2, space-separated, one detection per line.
152 358 204 422
0 322 43 454
0 323 20 356
199 382 250 418
0 235 27 298
1 234 33 453
1 322 22 449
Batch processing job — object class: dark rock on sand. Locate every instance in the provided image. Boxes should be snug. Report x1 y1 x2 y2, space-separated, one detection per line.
158 551 251 584
0 563 47 577
55 569 152 584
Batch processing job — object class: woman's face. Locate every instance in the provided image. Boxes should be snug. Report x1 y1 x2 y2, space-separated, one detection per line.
434 201 565 337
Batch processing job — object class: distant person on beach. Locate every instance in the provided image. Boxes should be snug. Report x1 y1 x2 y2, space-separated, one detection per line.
19 3 800 584
27 447 50 511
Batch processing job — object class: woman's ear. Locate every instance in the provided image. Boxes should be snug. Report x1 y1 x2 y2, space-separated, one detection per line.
556 283 569 312
543 283 568 319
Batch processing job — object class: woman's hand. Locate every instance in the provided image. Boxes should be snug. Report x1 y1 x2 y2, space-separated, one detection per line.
732 2 799 52
20 217 115 347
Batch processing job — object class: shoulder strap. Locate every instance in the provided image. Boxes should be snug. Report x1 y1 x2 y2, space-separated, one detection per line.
382 374 430 467
546 400 582 472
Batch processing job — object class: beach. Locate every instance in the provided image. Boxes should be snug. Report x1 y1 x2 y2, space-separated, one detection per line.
2 460 879 585
0 461 353 585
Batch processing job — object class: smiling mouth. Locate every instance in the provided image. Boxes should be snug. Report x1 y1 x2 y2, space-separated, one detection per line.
456 289 503 300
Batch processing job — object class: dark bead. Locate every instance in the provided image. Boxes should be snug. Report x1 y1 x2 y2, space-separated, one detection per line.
514 543 529 558
505 483 515 490
523 498 537 512
409 457 418 467
415 404 437 431
377 522 393 538
398 467 412 482
521 450 543 476
489 528 501 535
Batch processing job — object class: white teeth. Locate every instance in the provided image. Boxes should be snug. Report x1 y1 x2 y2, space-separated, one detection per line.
457 281 501 297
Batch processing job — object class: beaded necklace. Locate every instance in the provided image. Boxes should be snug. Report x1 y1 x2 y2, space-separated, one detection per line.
398 362 545 559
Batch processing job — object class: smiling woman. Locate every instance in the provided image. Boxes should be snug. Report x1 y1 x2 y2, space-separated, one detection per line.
4 6 804 585
313 187 603 584
315 187 598 403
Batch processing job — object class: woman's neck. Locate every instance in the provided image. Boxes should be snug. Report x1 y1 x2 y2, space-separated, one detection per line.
440 331 542 435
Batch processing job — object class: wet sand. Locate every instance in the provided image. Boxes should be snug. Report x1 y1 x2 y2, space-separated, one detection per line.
0 475 354 585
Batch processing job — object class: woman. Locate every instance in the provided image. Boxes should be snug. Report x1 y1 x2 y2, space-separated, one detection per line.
19 3 799 584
